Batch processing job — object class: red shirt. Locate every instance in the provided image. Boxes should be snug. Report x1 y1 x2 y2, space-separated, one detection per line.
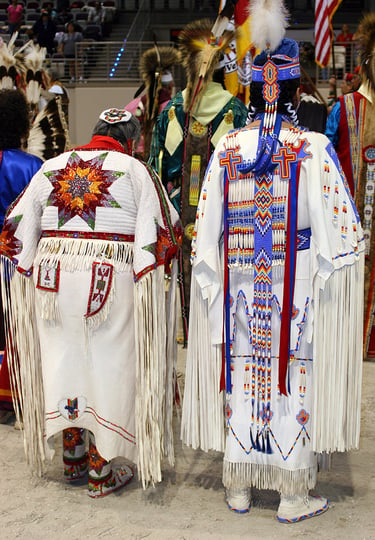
7 4 23 24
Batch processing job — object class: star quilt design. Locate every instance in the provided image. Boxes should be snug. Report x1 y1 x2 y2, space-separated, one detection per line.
0 215 23 259
45 152 123 230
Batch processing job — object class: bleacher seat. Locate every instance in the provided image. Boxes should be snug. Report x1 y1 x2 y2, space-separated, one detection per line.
83 23 101 39
25 11 41 25
70 0 85 8
25 0 40 9
74 10 89 27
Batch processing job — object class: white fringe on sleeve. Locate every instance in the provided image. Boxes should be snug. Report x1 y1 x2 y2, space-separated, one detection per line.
312 252 364 453
181 273 225 453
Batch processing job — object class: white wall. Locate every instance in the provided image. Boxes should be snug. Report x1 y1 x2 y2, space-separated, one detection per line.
68 84 140 146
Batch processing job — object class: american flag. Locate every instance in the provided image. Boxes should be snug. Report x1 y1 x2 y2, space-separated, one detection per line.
315 0 343 67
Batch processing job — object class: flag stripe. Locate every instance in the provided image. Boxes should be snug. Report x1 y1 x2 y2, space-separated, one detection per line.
315 0 343 67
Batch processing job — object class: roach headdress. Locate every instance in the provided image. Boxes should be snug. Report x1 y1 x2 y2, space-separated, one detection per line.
139 45 180 123
355 13 375 94
178 18 235 114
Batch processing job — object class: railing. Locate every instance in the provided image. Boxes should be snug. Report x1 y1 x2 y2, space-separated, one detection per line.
315 41 360 85
48 40 180 83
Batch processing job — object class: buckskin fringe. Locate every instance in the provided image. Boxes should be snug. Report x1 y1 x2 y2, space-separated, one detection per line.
164 260 178 465
312 253 364 453
223 461 317 495
0 255 45 476
35 237 134 273
181 274 225 452
134 266 172 488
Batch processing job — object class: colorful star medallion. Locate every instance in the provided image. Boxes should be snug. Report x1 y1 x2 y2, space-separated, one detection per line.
0 215 23 259
45 152 123 230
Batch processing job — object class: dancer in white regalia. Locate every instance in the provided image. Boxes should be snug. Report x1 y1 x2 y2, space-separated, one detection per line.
181 0 364 523
0 108 181 497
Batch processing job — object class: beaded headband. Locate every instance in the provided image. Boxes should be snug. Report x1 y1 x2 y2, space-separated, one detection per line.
251 59 300 82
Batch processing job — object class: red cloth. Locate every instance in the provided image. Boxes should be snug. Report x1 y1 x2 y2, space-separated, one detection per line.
0 349 13 405
367 326 375 359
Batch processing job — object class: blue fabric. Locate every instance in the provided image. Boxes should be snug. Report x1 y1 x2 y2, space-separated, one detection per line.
253 39 299 68
0 149 43 229
325 101 341 147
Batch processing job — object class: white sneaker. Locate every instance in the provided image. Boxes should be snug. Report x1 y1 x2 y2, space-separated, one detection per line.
226 488 251 513
277 494 329 523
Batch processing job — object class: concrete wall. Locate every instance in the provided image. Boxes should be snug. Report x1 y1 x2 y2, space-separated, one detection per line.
68 84 140 146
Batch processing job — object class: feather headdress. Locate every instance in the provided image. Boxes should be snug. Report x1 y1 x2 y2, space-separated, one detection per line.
27 96 70 161
178 18 235 113
21 43 47 106
355 13 375 94
139 45 180 122
138 45 180 159
0 34 25 90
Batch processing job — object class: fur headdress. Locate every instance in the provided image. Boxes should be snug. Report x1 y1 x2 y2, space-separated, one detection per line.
178 18 235 113
355 13 375 94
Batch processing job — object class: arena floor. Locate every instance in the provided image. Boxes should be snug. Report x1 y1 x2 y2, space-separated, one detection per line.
0 348 374 539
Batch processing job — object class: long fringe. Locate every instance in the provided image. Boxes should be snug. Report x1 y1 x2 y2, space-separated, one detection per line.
134 266 172 488
222 460 317 495
0 255 45 476
164 260 178 465
35 237 133 273
312 253 364 453
181 274 225 452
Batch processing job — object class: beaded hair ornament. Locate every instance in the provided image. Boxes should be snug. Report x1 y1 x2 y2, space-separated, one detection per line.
99 108 134 155
99 108 132 124
245 0 300 176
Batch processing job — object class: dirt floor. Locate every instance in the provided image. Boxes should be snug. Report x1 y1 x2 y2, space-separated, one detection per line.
0 350 374 540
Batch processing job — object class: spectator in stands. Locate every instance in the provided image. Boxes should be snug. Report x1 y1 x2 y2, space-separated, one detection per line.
336 23 353 44
336 23 353 71
59 21 83 82
7 0 23 36
87 1 105 39
55 8 73 27
44 2 58 20
32 11 58 55
341 72 355 95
